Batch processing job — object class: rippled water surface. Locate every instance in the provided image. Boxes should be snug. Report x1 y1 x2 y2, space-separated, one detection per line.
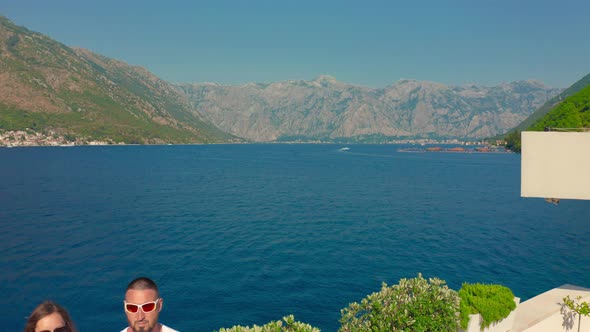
1 144 589 331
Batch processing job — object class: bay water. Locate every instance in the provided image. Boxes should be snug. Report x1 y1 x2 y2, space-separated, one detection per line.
1 144 589 331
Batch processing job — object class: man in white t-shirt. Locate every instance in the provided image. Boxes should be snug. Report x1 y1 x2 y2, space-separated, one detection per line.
120 277 179 332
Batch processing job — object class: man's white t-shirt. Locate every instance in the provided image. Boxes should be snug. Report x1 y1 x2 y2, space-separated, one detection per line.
120 324 179 332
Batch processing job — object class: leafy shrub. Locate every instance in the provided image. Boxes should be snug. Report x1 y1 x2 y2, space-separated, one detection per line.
458 283 516 329
562 295 590 332
339 273 460 332
504 130 521 153
7 34 20 49
216 315 320 332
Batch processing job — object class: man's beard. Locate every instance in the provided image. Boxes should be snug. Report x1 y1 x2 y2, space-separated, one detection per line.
132 321 154 332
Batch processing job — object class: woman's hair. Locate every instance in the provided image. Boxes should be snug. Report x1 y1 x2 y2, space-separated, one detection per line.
24 301 76 332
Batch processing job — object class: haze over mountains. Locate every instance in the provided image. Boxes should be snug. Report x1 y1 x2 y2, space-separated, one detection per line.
0 16 563 144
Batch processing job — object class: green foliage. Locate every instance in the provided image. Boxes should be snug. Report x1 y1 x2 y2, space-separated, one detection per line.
338 273 460 332
0 103 77 131
216 315 320 332
0 103 204 144
7 34 19 49
563 295 590 332
458 283 516 330
564 295 590 316
504 130 521 153
529 82 590 131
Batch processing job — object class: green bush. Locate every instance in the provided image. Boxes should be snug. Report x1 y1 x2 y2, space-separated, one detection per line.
504 130 521 153
458 283 516 330
216 315 320 332
562 295 590 332
339 273 460 332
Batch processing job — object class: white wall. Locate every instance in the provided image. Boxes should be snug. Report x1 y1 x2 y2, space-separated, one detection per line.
521 131 590 200
522 308 590 331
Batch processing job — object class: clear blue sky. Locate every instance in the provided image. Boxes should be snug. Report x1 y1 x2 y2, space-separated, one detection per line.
1 0 589 88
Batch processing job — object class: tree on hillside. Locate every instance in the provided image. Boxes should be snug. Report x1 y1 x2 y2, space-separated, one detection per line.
504 130 521 153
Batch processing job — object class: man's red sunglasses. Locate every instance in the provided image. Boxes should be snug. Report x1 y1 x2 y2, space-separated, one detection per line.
124 298 161 313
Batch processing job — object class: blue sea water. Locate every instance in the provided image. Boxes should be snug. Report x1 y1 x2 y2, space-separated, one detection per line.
1 144 589 332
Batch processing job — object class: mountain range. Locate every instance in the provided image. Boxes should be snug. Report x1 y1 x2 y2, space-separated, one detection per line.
0 16 564 144
177 76 561 142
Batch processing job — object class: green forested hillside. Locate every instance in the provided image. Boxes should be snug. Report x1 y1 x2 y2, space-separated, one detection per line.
528 82 590 130
514 73 590 131
504 74 590 152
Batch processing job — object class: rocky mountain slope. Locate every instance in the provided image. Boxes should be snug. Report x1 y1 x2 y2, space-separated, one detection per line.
0 16 235 144
177 76 561 142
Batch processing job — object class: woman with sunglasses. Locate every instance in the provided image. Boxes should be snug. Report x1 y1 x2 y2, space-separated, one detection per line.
23 300 76 332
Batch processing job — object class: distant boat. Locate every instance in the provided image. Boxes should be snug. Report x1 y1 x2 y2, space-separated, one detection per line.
339 147 350 151
447 147 466 152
